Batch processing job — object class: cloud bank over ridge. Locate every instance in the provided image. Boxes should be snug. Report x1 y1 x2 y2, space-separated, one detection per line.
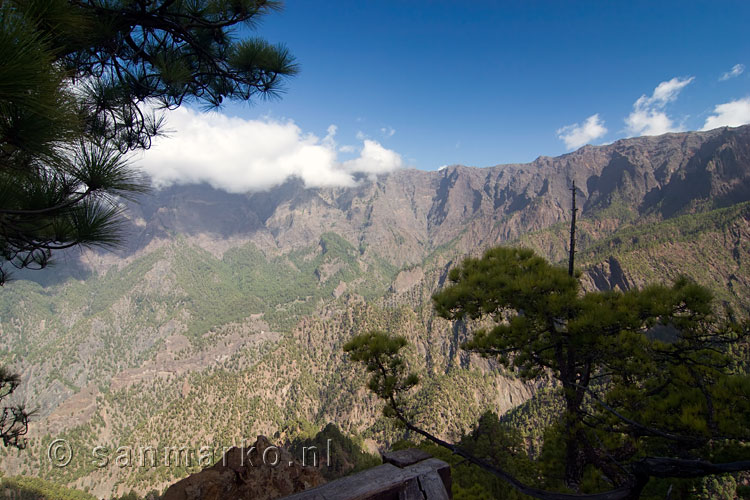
702 97 750 130
136 107 404 193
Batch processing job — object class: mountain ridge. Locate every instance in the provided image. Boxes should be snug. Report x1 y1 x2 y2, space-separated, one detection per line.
1 125 749 497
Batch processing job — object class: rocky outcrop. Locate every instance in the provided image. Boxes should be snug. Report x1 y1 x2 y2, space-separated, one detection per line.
162 436 324 500
586 256 634 291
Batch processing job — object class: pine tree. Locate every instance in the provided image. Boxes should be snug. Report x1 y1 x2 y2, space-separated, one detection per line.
0 0 297 284
346 248 750 499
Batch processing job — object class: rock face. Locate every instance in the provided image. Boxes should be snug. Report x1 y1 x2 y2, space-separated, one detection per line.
35 125 750 283
162 436 324 500
102 125 750 268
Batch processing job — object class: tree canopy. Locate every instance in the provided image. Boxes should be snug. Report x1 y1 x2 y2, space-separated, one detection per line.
346 246 750 499
0 0 297 284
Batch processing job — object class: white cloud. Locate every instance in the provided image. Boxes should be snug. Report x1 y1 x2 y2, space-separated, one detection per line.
648 77 694 105
380 126 395 137
557 114 607 150
720 64 745 81
624 109 675 137
625 76 694 136
701 97 750 130
136 107 404 193
343 140 403 177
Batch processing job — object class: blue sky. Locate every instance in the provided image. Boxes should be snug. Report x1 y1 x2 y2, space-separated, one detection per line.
140 1 750 192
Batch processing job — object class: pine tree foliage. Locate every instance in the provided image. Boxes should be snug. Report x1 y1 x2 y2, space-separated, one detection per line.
344 330 420 420
20 0 298 151
0 0 297 284
347 246 750 499
0 367 29 448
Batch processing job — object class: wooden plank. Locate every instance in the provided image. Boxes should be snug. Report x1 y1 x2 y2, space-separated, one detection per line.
398 478 424 500
283 464 411 500
405 459 451 487
417 471 451 500
281 457 452 500
382 449 432 468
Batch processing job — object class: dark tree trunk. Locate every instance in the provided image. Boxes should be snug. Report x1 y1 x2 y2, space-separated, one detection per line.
568 181 577 277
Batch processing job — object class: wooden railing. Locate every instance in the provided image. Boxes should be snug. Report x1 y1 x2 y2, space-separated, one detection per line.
282 448 452 499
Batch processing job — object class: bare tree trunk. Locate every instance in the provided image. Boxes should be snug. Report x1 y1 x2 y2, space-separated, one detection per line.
568 181 577 277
